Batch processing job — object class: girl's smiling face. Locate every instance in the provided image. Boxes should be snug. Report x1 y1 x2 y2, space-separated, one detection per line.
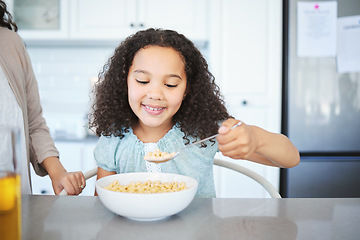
127 46 187 133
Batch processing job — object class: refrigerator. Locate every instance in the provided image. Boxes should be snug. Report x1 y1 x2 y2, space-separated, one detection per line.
280 0 360 197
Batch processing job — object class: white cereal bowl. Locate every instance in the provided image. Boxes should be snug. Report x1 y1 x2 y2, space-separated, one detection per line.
95 172 198 221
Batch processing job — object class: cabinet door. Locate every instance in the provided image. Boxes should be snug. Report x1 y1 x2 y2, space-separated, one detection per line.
225 97 281 133
14 0 69 40
80 143 97 196
137 0 209 41
219 0 282 97
211 0 282 198
30 167 54 195
70 0 137 39
216 0 282 132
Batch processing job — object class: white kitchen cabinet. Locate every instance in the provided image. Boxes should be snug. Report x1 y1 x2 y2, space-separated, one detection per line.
137 0 209 41
11 0 70 40
69 0 137 39
12 0 208 41
30 141 97 195
210 0 282 131
80 142 98 195
70 0 209 41
210 0 283 197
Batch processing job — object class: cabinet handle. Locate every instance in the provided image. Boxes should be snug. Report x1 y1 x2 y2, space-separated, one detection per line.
139 23 144 27
130 23 134 27
242 100 247 106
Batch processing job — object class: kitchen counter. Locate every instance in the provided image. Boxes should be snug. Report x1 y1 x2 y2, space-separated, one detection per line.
22 195 360 240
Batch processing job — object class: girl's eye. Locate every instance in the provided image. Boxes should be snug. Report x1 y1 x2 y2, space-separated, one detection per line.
165 84 177 88
136 79 149 84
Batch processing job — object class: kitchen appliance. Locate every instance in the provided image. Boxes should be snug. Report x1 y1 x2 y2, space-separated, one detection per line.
280 0 360 197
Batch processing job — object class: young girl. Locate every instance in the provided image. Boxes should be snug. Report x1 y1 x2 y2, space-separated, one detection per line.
90 28 299 197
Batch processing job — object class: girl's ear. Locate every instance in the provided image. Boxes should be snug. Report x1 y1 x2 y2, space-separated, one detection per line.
183 85 189 99
183 89 189 100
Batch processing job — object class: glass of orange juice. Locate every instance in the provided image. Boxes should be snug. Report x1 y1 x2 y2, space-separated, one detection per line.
0 126 21 240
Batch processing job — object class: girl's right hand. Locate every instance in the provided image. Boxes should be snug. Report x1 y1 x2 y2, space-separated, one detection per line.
216 118 259 160
216 118 300 168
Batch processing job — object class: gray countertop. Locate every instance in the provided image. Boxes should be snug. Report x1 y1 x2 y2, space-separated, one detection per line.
22 195 360 240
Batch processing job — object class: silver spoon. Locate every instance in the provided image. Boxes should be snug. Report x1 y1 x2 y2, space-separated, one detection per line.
144 121 242 163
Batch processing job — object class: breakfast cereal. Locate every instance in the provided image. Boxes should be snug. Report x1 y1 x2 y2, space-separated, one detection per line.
105 180 187 193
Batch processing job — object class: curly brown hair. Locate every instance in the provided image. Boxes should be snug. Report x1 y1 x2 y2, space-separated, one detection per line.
0 0 17 31
90 28 230 145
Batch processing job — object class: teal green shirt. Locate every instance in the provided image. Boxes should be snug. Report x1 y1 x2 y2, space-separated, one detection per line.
94 125 218 198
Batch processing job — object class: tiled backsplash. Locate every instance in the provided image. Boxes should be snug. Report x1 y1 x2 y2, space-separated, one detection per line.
27 45 115 139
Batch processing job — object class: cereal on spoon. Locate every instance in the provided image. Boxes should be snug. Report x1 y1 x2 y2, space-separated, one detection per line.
144 148 176 162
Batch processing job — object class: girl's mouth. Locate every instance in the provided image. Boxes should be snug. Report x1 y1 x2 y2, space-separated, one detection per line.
143 105 165 115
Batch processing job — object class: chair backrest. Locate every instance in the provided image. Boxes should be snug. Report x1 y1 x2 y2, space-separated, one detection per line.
213 158 281 198
60 159 281 198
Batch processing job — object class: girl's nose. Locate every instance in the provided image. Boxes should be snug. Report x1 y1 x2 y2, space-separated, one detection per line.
147 84 164 100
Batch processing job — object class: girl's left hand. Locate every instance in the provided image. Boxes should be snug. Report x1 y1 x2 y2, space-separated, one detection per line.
216 118 258 160
41 156 86 195
51 171 86 195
